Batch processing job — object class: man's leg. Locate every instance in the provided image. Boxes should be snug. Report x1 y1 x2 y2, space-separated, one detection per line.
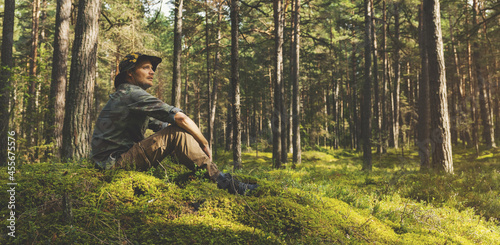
116 126 220 181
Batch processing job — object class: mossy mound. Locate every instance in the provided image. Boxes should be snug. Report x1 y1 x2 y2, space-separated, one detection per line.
1 148 499 244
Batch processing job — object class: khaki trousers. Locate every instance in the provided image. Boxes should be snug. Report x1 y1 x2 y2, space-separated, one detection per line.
115 126 220 181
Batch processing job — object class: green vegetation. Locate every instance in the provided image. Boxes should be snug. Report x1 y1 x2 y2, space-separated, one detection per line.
1 147 499 244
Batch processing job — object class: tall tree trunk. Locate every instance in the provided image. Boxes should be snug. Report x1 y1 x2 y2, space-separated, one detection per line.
449 16 458 145
495 59 500 142
381 0 388 152
47 0 71 158
424 0 453 173
0 0 15 166
392 2 401 149
473 0 496 148
206 0 212 147
195 74 201 126
209 3 222 150
226 91 233 151
184 47 191 114
465 7 479 154
350 29 359 150
362 0 373 171
333 73 340 149
280 4 288 164
62 0 101 159
449 15 468 146
418 4 430 170
292 0 301 163
273 0 284 168
27 0 41 152
172 0 183 108
230 0 242 169
183 70 189 112
205 0 214 149
371 0 381 155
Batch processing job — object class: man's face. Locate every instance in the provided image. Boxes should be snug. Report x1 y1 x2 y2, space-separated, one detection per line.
126 60 155 89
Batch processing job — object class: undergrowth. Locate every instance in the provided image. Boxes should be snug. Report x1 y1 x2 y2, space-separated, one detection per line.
1 146 499 244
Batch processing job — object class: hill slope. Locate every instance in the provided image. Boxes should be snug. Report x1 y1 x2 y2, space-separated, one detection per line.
1 147 499 244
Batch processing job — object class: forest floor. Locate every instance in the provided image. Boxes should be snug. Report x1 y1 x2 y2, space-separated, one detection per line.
1 145 499 244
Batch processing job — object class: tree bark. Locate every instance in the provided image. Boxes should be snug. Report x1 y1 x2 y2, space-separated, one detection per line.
273 0 284 168
381 0 388 152
226 90 233 151
350 29 359 150
418 3 430 170
62 0 101 159
362 0 373 171
209 2 222 150
449 14 467 146
371 0 381 155
206 0 212 148
473 0 496 148
47 0 71 158
392 2 401 150
0 0 15 166
424 0 453 173
172 0 183 108
280 2 288 164
292 0 301 164
231 0 242 169
27 0 41 151
465 6 479 154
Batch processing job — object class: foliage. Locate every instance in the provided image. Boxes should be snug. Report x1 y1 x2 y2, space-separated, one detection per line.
1 147 499 244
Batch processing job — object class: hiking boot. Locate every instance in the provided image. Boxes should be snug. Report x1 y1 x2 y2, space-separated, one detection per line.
216 173 258 195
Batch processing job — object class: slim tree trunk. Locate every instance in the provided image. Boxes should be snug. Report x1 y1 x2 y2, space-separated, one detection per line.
47 0 71 158
273 0 284 168
351 30 359 150
226 91 233 151
418 4 430 170
381 0 388 152
209 3 222 150
424 0 453 173
230 0 242 169
0 0 15 166
292 0 301 163
449 15 467 145
334 74 340 149
371 0 381 155
62 0 101 159
465 6 479 154
280 3 288 164
206 0 213 148
27 0 41 151
392 2 401 149
362 0 373 171
472 0 496 148
195 75 201 126
172 0 183 108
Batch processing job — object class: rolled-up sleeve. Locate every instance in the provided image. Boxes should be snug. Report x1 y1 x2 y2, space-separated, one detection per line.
128 87 183 125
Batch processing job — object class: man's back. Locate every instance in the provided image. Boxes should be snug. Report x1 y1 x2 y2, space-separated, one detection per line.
91 83 178 165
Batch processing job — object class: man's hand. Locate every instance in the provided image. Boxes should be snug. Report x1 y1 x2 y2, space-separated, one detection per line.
201 144 212 162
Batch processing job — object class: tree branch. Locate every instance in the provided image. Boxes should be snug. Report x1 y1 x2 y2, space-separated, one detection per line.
101 12 114 31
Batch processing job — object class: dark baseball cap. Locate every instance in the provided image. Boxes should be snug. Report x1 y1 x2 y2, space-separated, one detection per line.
114 52 162 88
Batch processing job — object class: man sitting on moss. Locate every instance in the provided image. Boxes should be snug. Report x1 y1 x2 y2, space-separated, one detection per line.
91 52 257 195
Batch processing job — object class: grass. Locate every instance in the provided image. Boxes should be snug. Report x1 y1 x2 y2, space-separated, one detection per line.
0 145 499 244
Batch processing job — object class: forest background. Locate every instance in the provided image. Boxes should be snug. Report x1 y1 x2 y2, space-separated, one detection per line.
0 0 499 243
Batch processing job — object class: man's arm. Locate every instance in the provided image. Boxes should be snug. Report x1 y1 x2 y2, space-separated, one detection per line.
174 112 212 161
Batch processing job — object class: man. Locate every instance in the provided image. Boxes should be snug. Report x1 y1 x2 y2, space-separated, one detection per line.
91 52 257 195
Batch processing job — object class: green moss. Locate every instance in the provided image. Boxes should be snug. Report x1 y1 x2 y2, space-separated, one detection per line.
1 147 499 244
